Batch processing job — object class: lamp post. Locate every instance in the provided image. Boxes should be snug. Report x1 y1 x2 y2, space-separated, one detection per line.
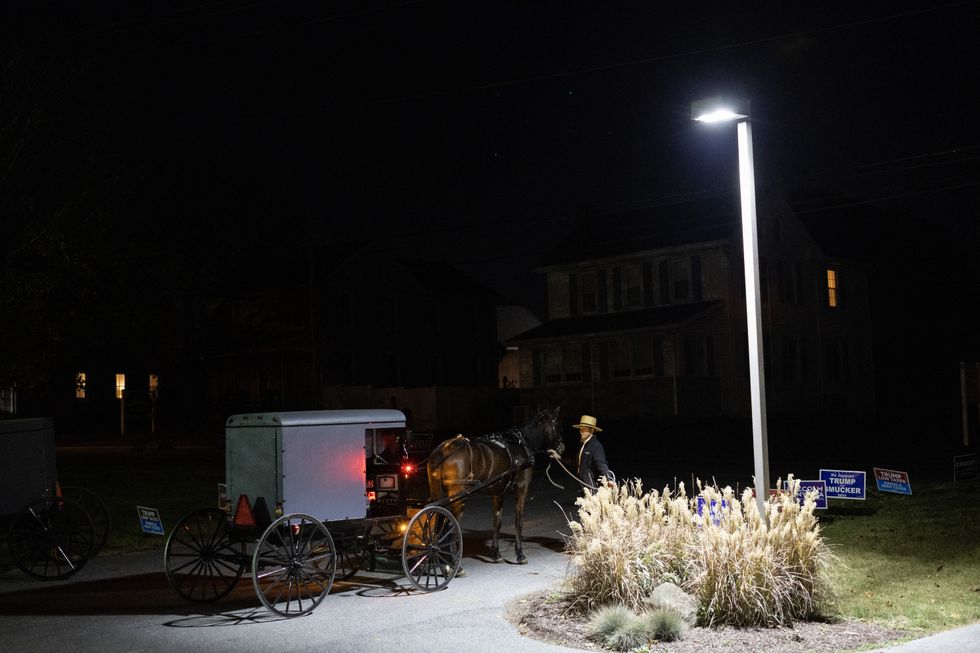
692 97 771 520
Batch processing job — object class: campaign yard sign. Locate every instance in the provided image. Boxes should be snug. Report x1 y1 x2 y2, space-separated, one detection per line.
819 469 867 500
954 454 978 482
137 505 165 535
873 468 912 495
696 497 728 525
785 480 827 509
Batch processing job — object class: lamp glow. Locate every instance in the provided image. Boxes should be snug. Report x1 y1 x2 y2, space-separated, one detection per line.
694 108 746 123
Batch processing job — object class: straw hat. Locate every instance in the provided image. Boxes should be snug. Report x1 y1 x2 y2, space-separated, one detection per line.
572 415 602 432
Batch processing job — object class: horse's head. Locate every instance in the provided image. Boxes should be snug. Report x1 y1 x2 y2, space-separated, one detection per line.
534 406 564 456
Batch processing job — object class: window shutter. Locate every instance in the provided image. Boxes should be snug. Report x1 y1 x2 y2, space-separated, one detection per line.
597 269 608 313
612 267 623 310
643 263 654 306
568 273 579 317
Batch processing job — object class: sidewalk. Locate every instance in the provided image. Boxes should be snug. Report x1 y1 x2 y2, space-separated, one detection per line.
877 623 980 652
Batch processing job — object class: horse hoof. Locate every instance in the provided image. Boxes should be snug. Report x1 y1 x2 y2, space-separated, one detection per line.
455 567 466 577
516 556 528 565
491 553 503 563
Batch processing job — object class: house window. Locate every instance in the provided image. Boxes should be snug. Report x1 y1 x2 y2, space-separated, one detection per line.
581 272 597 314
610 339 631 378
632 335 653 376
653 336 665 377
544 344 562 384
683 336 716 376
563 343 582 382
75 372 87 399
624 265 642 308
671 258 691 302
826 269 839 308
149 374 159 399
115 373 126 399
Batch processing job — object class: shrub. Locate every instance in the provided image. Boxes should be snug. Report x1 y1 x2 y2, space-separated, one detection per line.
588 604 632 642
587 605 650 652
564 475 838 627
641 608 686 642
685 477 838 626
565 480 695 612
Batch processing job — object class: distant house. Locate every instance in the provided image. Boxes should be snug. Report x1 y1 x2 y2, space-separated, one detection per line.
508 193 876 421
201 246 507 433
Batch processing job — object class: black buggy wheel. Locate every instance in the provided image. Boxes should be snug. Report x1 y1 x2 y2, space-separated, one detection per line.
252 513 335 617
401 505 462 592
61 486 111 554
164 508 246 603
8 497 97 580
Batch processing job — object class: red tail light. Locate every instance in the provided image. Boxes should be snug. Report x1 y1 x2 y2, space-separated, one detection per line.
367 491 377 502
401 463 415 476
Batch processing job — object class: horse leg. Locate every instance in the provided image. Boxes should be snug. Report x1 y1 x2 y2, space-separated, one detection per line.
490 495 503 562
514 478 530 565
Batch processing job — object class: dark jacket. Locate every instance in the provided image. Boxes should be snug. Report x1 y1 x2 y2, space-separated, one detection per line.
576 435 610 488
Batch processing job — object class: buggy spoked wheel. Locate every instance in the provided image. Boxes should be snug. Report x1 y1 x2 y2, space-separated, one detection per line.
164 509 246 602
8 497 97 580
252 513 335 617
401 506 462 592
61 486 111 554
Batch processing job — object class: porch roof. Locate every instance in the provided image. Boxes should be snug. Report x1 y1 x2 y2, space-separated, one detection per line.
507 300 721 342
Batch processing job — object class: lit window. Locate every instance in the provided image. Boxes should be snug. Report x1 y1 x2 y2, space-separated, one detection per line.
115 373 126 399
75 372 87 399
827 269 839 308
149 374 159 398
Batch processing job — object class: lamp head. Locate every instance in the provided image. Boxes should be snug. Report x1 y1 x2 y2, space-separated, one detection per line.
692 97 750 123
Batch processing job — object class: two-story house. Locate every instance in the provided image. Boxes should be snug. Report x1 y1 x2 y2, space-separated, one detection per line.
508 193 875 421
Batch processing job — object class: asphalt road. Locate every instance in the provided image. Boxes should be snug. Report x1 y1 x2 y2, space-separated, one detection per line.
0 481 586 653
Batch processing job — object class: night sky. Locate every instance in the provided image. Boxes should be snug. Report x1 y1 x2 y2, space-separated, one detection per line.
3 0 979 313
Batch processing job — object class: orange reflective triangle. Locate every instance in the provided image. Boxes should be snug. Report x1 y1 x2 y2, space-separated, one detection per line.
233 494 256 528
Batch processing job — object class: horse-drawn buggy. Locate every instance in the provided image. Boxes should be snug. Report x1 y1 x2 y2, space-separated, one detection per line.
0 418 111 580
164 407 564 617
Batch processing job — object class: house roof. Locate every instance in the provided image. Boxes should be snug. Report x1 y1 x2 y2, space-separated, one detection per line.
507 300 722 342
538 194 740 268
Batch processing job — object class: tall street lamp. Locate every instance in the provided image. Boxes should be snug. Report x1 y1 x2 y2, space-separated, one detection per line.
692 97 771 519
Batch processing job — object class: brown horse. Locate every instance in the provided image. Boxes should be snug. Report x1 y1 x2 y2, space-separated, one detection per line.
426 407 564 565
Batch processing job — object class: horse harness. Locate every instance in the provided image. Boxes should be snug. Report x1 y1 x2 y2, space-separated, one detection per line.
442 429 534 496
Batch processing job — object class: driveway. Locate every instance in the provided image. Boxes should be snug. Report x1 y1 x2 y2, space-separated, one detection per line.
0 481 585 653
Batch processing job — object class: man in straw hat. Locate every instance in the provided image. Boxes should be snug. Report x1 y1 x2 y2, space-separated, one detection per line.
572 414 612 489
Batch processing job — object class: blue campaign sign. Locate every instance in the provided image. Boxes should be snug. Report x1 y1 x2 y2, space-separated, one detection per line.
819 469 867 501
695 497 728 525
873 468 912 495
137 505 165 535
786 480 827 509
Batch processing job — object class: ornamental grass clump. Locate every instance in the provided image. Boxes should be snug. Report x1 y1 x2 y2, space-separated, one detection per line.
587 605 685 651
565 479 695 612
564 474 838 628
685 476 838 627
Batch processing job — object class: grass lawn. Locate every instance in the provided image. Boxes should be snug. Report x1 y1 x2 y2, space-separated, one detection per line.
821 480 980 634
57 446 224 555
